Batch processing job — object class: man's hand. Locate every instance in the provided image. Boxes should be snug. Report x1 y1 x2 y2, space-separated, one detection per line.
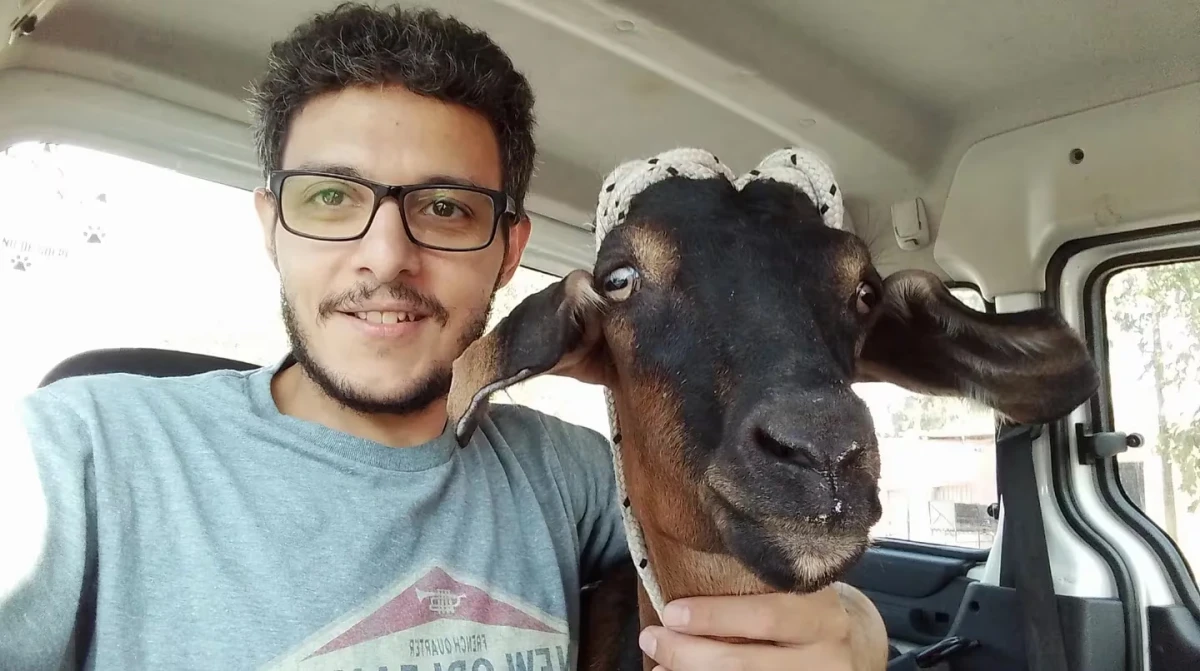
637 583 888 671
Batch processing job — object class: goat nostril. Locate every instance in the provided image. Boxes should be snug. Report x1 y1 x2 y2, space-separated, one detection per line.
753 427 821 471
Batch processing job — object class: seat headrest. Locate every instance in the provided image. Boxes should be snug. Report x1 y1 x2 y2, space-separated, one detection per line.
39 347 258 387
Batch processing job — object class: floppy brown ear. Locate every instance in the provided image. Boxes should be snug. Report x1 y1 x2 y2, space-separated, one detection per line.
856 269 1100 425
448 270 608 446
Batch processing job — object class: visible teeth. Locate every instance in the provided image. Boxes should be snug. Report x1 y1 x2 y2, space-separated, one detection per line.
357 311 416 324
350 312 422 324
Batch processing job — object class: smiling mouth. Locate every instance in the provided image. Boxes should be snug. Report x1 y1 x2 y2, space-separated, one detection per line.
350 311 426 324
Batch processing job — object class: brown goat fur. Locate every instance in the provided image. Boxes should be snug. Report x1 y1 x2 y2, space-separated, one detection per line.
448 163 1099 669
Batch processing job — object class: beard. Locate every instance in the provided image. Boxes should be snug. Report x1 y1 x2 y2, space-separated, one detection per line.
281 282 495 417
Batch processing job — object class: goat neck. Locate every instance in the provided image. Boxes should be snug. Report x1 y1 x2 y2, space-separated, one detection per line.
609 386 773 620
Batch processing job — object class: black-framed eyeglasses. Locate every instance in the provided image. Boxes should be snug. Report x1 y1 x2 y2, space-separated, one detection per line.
267 170 518 252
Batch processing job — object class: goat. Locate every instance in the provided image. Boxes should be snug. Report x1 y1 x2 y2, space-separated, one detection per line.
446 147 1099 670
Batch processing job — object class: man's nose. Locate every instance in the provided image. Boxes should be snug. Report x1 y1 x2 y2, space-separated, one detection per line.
355 199 423 282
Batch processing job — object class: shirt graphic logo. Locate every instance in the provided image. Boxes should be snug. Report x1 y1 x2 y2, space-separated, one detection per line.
416 588 467 616
260 565 574 671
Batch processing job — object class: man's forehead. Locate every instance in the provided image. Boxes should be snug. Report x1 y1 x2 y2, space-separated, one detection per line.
279 85 503 189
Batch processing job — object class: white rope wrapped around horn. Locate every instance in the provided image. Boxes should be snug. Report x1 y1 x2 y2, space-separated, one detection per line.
732 147 845 231
593 147 736 248
591 146 844 618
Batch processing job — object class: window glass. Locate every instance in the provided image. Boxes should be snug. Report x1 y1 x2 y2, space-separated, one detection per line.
0 141 289 411
857 288 999 549
1106 261 1200 573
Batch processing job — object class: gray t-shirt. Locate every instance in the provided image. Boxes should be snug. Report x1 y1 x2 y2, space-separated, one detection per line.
0 358 628 671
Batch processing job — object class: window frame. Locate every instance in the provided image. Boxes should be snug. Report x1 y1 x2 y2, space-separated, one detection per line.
1082 244 1200 617
1045 220 1200 669
868 537 994 561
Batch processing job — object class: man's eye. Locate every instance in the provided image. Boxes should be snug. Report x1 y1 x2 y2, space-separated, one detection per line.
425 200 466 218
313 189 346 206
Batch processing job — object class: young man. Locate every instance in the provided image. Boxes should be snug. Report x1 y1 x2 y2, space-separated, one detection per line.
0 4 877 669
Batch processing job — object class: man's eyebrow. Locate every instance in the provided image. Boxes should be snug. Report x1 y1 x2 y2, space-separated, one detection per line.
415 174 491 190
294 162 366 179
290 165 493 191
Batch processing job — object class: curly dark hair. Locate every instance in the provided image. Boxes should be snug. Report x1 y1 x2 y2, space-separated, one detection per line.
248 3 537 216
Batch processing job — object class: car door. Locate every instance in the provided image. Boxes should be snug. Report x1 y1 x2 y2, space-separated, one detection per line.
1050 223 1200 670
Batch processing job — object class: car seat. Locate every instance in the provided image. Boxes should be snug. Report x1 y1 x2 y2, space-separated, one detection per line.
39 347 258 387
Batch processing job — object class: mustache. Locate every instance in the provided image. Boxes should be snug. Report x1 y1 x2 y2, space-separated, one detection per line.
318 282 451 325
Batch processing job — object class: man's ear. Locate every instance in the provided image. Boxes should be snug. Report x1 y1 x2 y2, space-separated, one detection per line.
253 187 279 269
449 270 608 446
856 270 1100 425
496 216 532 289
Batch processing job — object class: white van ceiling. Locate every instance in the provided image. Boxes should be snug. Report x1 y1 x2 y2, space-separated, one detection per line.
3 0 1198 295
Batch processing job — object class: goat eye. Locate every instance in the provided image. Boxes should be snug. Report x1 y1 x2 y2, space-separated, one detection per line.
602 266 640 301
855 283 879 315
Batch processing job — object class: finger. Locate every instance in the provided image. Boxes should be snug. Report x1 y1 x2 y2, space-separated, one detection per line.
640 625 758 671
640 626 855 671
661 589 850 645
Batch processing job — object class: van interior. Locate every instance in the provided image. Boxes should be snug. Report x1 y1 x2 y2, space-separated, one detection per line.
2 1 1199 669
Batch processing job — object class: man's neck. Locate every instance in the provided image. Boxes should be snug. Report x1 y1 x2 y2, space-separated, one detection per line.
270 362 449 448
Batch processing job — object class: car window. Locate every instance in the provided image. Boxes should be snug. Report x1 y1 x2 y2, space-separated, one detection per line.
0 141 289 407
857 288 999 549
1106 261 1200 574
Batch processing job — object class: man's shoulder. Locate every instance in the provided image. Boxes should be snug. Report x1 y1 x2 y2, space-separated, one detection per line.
14 366 270 466
27 365 266 421
485 403 614 473
486 402 610 449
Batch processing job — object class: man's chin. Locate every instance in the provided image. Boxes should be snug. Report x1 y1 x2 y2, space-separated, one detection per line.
279 287 492 418
292 349 452 417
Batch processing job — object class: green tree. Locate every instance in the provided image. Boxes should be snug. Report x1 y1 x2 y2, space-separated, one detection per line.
1107 263 1200 533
